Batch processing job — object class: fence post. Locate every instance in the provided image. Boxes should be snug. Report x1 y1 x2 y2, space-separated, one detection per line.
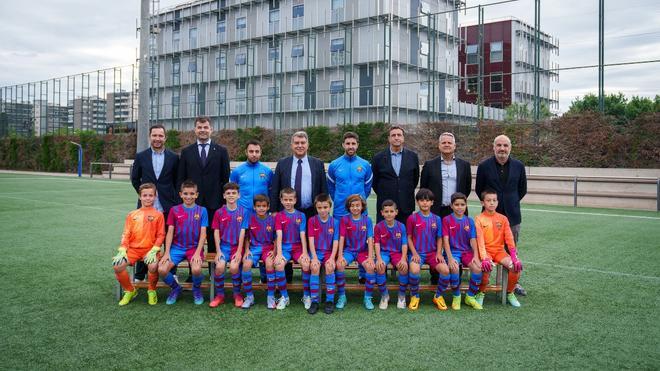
573 176 578 208
656 178 659 212
109 165 113 180
89 163 93 178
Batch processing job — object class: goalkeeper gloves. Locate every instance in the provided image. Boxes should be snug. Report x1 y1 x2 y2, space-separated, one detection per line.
143 246 161 264
481 259 493 272
509 248 523 272
112 247 128 266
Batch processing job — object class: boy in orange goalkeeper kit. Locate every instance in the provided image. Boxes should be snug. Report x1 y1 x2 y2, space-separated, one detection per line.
112 183 165 306
474 189 523 308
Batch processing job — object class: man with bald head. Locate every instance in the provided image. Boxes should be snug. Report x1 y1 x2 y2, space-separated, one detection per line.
475 134 527 295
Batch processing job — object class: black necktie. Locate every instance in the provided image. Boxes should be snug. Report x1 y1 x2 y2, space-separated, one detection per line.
200 143 208 167
295 159 303 205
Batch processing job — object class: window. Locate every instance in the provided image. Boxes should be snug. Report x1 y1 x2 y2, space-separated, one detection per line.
420 1 431 15
188 61 197 73
291 44 304 69
418 82 429 109
236 17 247 29
490 73 503 93
292 4 304 29
269 9 280 33
217 53 227 79
330 80 344 108
235 53 247 65
217 20 226 43
331 0 344 22
172 90 180 118
467 75 477 94
490 41 503 62
268 47 279 61
291 44 304 57
172 59 180 84
331 38 345 66
420 41 429 56
188 92 197 116
236 80 246 114
189 27 197 49
217 91 226 114
331 0 344 10
268 86 279 112
235 53 247 77
466 44 478 65
292 84 304 110
490 102 503 109
172 30 180 52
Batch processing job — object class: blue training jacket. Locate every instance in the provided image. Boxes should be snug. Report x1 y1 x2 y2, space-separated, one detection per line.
229 161 273 211
326 154 373 217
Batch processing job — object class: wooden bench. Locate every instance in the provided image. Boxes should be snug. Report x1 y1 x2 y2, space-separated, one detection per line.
120 253 509 304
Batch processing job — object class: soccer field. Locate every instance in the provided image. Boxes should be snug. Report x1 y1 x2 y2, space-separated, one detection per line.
0 173 658 369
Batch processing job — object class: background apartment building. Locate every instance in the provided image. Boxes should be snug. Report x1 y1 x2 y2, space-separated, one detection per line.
458 18 559 112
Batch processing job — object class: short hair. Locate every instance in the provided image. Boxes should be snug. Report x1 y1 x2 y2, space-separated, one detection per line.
344 194 367 213
493 134 511 146
194 116 212 126
343 131 359 143
246 139 261 149
415 188 435 201
450 192 467 204
314 193 332 206
138 183 157 194
223 182 239 192
389 125 405 135
180 180 197 192
439 132 455 141
149 124 166 135
279 187 296 199
253 194 270 206
291 131 308 142
480 188 498 200
381 199 398 210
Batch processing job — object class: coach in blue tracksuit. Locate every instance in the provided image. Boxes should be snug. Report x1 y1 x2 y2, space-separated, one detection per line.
229 139 273 211
327 131 373 217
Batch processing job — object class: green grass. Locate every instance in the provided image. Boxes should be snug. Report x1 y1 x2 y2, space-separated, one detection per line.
0 173 659 369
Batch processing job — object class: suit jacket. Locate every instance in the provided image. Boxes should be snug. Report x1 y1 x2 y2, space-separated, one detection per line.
270 155 327 214
475 156 527 226
371 147 419 220
420 156 472 217
177 142 230 211
130 148 180 213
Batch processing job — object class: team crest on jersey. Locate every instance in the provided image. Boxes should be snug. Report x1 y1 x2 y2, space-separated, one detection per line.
360 225 367 231
328 228 334 234
431 222 437 229
356 166 363 172
295 218 302 225
260 173 266 178
194 214 200 220
495 221 502 230
132 216 139 221
147 215 155 222
237 215 243 223
266 225 273 232
463 225 470 232
395 232 401 239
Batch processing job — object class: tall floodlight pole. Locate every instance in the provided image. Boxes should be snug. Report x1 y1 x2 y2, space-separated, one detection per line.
598 0 605 112
534 0 540 122
137 0 151 153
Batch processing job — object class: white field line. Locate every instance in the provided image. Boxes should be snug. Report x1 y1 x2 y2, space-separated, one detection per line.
526 261 660 281
0 194 128 214
521 207 660 220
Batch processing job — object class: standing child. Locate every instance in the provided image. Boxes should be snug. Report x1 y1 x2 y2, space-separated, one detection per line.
374 200 409 310
158 180 208 305
474 189 523 308
307 194 339 315
336 194 375 310
274 188 310 310
209 182 249 308
406 188 450 311
441 192 483 310
241 194 276 309
112 183 165 306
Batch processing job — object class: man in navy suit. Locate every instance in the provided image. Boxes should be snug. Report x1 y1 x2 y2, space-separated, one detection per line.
177 116 231 253
371 125 419 224
130 124 179 280
476 134 528 295
270 131 327 283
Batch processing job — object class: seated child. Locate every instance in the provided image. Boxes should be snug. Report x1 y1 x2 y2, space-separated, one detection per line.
374 200 409 310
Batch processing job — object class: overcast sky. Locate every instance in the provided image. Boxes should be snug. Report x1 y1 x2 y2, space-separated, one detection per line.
0 0 658 112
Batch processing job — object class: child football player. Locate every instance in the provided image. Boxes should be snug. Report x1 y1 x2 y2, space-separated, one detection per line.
336 194 375 310
274 187 310 310
374 200 409 310
209 182 250 308
441 192 483 310
307 194 339 315
474 189 523 308
406 188 450 311
112 183 165 306
158 181 208 305
241 194 276 309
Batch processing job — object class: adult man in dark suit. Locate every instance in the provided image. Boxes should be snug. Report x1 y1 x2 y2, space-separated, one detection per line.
130 124 179 281
420 132 472 284
270 131 327 219
371 125 419 224
177 116 231 253
475 134 528 295
420 132 472 218
270 131 327 282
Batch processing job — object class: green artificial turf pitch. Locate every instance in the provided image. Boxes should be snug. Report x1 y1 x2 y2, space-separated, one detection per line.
0 173 658 369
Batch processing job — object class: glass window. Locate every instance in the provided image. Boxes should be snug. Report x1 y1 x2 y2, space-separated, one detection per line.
235 53 247 65
420 41 429 56
291 44 304 57
188 61 196 72
292 84 304 110
330 80 344 94
189 27 197 48
490 41 503 62
293 4 304 18
218 54 226 69
331 0 344 10
236 17 247 29
490 73 503 93
217 21 226 33
466 44 478 65
268 47 279 60
420 1 431 15
269 9 280 22
330 38 345 52
467 75 477 94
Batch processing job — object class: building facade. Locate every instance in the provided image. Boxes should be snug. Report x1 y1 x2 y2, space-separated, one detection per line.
106 91 137 130
73 96 107 133
148 0 501 130
458 18 559 112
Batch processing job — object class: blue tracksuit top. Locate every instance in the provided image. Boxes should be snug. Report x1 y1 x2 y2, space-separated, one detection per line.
229 161 273 211
326 154 373 217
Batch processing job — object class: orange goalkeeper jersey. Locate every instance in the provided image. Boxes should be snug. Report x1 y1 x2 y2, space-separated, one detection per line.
120 207 165 250
474 211 516 259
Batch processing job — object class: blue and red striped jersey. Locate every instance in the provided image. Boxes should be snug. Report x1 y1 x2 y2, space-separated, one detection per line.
275 209 306 244
211 205 249 245
167 204 208 250
442 214 476 253
406 212 442 253
374 220 407 253
246 213 275 247
340 214 373 253
308 215 339 254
